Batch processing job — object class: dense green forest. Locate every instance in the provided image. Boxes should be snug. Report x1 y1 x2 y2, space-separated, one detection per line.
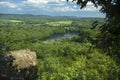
0 14 120 80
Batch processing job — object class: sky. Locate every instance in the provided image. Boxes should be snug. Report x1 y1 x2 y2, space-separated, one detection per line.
0 0 105 17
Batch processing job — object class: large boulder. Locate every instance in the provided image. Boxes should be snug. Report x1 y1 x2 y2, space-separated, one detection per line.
0 49 38 80
7 49 37 69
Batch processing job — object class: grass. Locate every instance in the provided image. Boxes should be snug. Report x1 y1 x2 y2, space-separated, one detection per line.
47 21 72 26
0 19 24 23
9 20 24 22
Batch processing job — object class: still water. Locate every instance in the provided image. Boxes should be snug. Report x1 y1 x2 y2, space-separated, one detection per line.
47 33 79 40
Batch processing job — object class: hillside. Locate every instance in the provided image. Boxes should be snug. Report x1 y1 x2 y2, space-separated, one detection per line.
0 14 119 80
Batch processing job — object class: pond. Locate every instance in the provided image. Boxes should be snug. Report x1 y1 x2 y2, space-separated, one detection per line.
46 33 79 40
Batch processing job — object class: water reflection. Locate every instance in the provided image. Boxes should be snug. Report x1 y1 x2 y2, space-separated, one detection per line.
47 33 79 40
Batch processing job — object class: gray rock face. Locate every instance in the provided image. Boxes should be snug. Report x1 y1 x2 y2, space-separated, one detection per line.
0 49 38 80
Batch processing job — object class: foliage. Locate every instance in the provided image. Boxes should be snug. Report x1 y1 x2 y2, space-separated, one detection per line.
67 0 120 60
0 14 120 79
35 42 120 80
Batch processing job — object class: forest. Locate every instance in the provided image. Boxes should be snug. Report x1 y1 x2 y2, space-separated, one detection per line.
0 13 120 80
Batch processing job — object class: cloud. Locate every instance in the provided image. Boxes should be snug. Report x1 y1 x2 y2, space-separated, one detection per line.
22 0 65 9
23 0 60 6
24 0 48 5
22 0 100 12
0 1 23 11
53 6 77 12
22 0 78 12
80 2 101 11
81 6 98 11
0 0 104 17
0 1 17 8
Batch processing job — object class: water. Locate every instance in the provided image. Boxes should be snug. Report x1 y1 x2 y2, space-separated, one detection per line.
47 33 79 40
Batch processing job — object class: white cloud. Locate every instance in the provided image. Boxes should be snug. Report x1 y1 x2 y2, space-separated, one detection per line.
81 6 97 11
81 2 101 11
23 0 49 8
0 0 100 13
0 1 17 8
0 1 23 11
87 2 93 6
53 6 77 12
23 0 61 6
25 0 48 5
22 0 100 12
22 0 78 12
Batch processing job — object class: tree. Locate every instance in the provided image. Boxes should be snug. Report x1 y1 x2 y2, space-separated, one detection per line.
67 0 120 60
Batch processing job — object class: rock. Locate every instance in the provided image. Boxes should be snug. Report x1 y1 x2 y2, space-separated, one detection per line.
0 49 38 80
7 49 37 69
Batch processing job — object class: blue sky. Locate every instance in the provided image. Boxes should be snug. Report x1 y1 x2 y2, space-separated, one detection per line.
0 0 105 17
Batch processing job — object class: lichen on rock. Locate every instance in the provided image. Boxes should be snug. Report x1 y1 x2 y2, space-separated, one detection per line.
7 49 37 69
0 49 38 80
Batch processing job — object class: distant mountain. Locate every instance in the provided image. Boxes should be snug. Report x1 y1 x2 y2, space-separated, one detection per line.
0 13 77 18
0 13 103 21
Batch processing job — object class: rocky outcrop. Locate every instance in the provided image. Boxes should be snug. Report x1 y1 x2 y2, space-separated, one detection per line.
0 49 38 80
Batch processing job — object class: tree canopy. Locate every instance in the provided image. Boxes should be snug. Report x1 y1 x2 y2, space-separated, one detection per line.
67 0 120 60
